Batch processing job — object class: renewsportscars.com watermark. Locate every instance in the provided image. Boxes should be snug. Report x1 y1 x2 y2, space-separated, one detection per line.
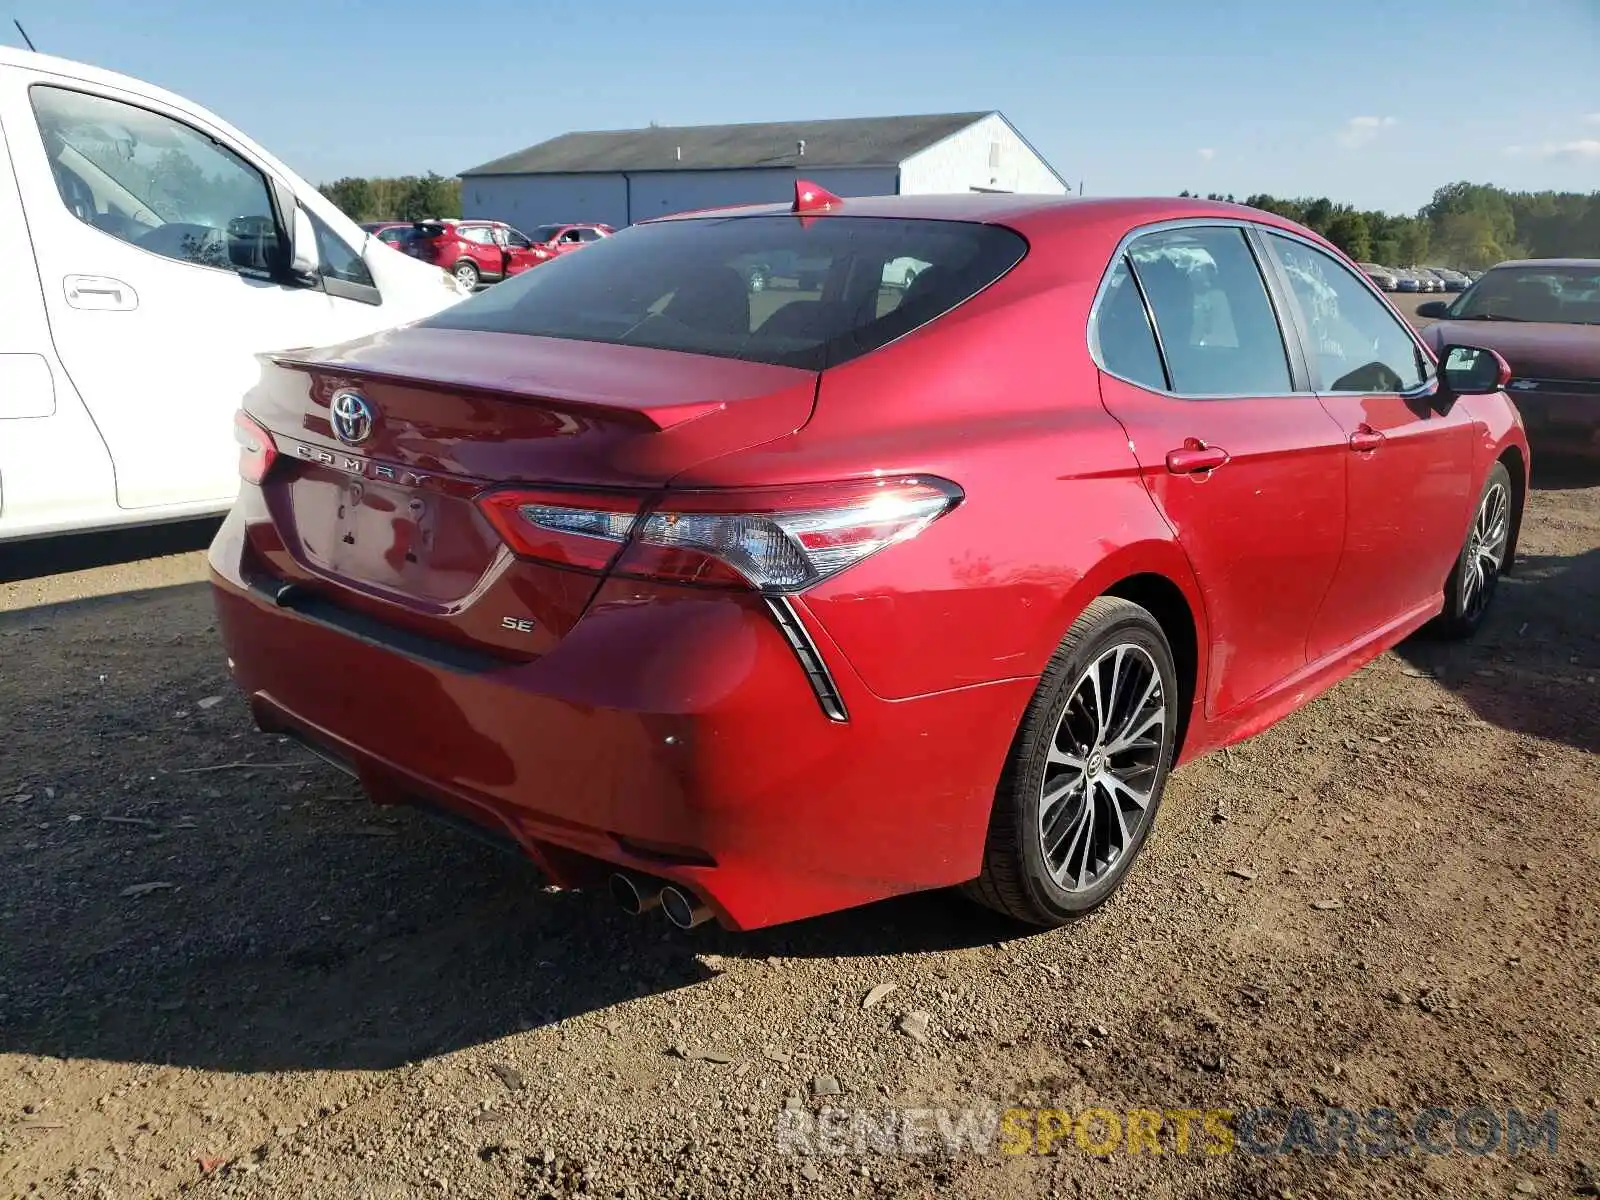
776 1105 1560 1159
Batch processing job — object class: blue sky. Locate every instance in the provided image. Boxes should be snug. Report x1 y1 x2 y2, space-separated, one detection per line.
6 0 1597 214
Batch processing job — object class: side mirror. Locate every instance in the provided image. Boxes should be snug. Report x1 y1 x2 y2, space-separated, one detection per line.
1415 300 1450 319
1438 344 1512 400
289 206 320 277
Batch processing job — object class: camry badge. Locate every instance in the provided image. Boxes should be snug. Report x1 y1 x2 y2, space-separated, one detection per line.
329 390 375 446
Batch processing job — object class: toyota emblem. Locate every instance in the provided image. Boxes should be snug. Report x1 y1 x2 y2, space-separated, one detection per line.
329 390 375 446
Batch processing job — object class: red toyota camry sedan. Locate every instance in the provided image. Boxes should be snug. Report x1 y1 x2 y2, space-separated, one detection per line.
211 188 1529 932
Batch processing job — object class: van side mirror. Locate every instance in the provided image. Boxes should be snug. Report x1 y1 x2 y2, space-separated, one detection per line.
1437 345 1512 407
289 206 320 277
1415 300 1450 319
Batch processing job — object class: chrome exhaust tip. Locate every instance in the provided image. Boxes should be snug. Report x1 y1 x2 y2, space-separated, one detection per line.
659 885 712 930
609 872 661 916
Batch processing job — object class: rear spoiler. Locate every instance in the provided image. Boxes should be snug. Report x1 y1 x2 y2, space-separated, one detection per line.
262 349 728 433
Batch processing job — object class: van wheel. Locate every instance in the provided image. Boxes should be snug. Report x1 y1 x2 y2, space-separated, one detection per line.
453 261 481 290
965 597 1179 926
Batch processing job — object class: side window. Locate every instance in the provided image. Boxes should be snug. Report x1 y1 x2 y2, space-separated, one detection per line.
560 228 583 244
30 85 281 276
1090 257 1167 391
577 227 603 243
460 225 493 245
308 211 375 291
1263 234 1429 393
1128 227 1293 396
504 228 532 248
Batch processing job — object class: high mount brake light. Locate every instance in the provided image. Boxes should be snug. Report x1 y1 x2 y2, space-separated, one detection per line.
234 411 277 485
474 477 961 592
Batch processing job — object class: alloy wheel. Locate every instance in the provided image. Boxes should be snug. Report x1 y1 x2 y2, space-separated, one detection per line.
1038 644 1166 892
1462 480 1510 622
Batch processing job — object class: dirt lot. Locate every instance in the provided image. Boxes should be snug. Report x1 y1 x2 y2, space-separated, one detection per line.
2 463 1597 1200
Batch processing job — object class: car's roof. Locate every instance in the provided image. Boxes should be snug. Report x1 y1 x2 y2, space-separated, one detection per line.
648 192 1303 233
1489 258 1600 270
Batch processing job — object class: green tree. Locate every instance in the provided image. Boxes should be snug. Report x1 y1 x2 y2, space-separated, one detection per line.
1323 209 1372 261
398 172 461 221
320 176 375 221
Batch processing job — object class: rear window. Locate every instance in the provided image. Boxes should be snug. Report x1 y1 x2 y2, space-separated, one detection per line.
419 215 1028 370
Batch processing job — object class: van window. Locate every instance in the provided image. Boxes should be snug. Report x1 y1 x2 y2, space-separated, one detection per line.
309 211 376 292
30 86 281 276
422 215 1028 370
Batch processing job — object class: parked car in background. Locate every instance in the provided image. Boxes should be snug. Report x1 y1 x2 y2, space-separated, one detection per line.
1418 258 1600 458
403 219 535 290
0 46 468 544
211 189 1527 932
528 222 615 258
406 220 614 289
1359 262 1399 291
1426 266 1470 293
360 220 416 249
1393 269 1422 293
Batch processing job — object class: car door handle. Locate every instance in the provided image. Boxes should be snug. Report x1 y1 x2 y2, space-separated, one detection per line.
1165 441 1230 474
1349 425 1386 452
64 275 139 311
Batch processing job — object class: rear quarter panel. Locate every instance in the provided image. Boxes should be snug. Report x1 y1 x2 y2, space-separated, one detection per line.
669 240 1208 702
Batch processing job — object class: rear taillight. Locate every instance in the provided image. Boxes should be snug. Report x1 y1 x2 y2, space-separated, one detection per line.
476 489 642 572
474 477 961 592
234 411 276 485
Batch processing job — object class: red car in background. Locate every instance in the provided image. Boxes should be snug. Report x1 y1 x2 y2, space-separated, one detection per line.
1418 258 1600 459
528 222 615 258
358 221 415 249
400 219 602 290
399 219 542 291
211 190 1527 933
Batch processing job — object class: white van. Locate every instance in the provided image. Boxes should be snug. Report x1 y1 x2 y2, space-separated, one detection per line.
0 47 468 543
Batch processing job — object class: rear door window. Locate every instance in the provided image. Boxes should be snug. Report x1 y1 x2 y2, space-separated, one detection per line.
1090 258 1167 391
422 215 1027 370
1127 227 1294 396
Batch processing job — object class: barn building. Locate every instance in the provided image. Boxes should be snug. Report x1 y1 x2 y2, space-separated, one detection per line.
458 111 1066 230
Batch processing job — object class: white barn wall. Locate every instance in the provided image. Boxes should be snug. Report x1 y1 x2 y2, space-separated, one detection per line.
463 174 629 228
897 113 1066 196
464 167 896 229
627 167 894 222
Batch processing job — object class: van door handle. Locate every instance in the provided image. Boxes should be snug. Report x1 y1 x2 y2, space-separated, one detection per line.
1165 440 1230 474
1349 425 1386 452
64 275 139 311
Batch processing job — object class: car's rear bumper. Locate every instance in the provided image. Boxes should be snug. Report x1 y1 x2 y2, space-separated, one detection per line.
208 512 1034 930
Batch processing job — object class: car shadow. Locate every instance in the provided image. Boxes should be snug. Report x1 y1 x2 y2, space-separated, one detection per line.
0 805 1015 1075
0 517 222 584
1397 545 1600 754
0 579 1015 1076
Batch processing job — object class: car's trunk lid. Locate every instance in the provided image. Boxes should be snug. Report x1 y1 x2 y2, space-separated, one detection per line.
243 327 816 650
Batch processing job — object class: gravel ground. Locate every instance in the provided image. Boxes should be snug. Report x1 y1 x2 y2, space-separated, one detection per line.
1 463 1597 1200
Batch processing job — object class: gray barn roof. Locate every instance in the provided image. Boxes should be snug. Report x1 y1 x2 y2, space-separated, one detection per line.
460 112 994 177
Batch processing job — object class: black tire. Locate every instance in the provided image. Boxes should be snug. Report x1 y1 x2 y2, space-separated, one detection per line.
1433 461 1514 639
965 596 1180 926
452 260 481 290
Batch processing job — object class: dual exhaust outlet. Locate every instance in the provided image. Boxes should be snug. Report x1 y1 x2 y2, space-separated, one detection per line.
609 871 712 929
